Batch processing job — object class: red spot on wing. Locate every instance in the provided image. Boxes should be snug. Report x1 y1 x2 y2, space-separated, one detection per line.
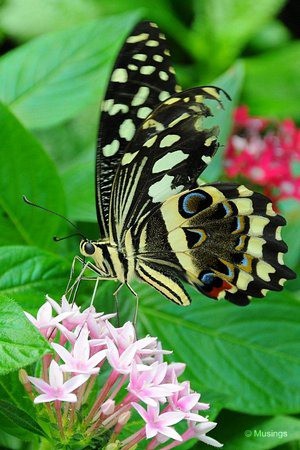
208 280 232 299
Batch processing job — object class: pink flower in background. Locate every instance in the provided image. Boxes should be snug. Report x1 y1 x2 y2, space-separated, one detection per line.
224 106 300 203
22 295 222 449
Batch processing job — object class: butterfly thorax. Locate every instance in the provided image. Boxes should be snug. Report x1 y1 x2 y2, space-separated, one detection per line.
80 238 135 283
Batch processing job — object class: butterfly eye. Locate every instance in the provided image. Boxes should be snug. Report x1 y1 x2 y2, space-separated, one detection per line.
84 242 95 255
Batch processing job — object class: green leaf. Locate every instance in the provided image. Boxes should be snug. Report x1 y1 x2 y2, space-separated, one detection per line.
132 284 300 415
0 400 45 439
202 61 244 182
242 43 300 121
0 0 100 40
248 19 291 52
0 371 36 421
34 102 98 222
0 296 50 375
0 103 65 251
0 430 23 449
0 12 141 129
62 153 96 223
219 414 300 450
0 246 70 311
191 0 286 76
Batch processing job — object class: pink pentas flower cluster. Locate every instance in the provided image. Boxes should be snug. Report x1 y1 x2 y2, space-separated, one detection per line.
224 106 300 203
23 295 222 449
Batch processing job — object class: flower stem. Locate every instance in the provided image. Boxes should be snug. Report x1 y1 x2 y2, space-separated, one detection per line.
54 401 65 441
85 370 119 424
122 428 146 450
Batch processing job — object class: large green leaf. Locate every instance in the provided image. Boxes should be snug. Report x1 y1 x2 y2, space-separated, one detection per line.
63 156 96 223
0 296 50 375
0 400 45 440
0 103 65 250
0 0 100 40
242 43 300 121
129 284 300 415
191 0 286 76
0 246 70 312
0 12 141 129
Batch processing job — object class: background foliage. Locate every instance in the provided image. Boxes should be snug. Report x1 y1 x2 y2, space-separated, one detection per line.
0 1 299 449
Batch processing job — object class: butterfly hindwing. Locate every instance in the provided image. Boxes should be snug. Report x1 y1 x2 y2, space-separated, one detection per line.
96 21 179 237
135 183 295 305
110 87 228 243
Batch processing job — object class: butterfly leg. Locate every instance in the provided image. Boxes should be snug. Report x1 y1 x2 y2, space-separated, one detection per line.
66 257 111 303
126 283 139 326
65 255 83 296
113 283 124 326
91 278 100 307
65 256 90 303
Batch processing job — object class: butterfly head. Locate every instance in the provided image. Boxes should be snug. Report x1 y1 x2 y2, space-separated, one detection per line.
80 239 112 277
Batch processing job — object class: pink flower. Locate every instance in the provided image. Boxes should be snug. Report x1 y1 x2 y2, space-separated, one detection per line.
47 294 106 331
28 360 89 403
24 302 72 338
105 337 138 374
132 402 185 441
52 325 106 375
224 106 300 203
128 362 182 406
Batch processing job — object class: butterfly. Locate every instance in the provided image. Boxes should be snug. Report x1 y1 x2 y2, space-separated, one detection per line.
79 20 295 306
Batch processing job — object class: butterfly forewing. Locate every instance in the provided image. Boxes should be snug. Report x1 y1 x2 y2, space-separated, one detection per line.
96 21 179 238
110 87 228 244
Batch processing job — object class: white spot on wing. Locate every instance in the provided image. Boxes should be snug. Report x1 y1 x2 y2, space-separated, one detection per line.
236 271 253 290
169 113 190 127
137 107 152 119
256 261 276 282
132 86 150 106
160 134 180 147
146 40 159 47
127 33 149 44
143 135 158 148
102 139 120 157
111 68 128 83
133 53 147 61
202 155 211 164
159 71 169 81
153 54 163 62
119 119 136 141
148 175 184 203
102 99 114 111
122 151 139 165
108 104 129 116
140 65 156 75
164 97 180 105
128 64 138 71
158 91 170 102
204 136 217 146
152 151 188 173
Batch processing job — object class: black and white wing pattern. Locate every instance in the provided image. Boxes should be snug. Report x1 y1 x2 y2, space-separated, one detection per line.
110 86 228 244
96 21 180 238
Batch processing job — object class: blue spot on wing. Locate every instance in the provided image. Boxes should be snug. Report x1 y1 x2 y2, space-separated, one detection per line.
182 192 206 215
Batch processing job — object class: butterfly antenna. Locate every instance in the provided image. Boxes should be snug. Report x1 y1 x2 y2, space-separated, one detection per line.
23 195 85 239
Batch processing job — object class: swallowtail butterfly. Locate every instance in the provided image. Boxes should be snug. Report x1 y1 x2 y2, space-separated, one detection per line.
79 21 295 306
